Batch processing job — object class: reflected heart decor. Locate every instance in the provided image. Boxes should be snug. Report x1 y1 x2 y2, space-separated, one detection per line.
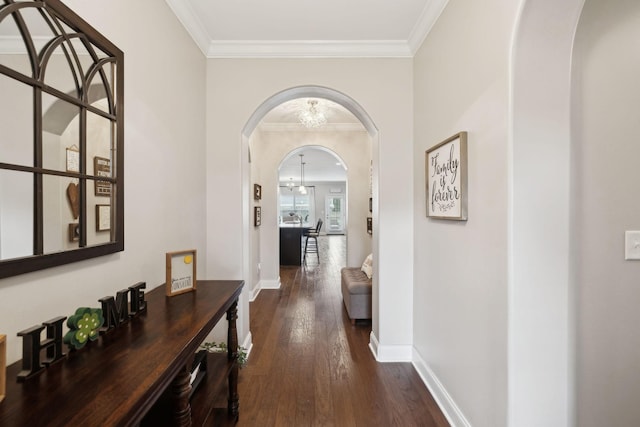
66 182 80 219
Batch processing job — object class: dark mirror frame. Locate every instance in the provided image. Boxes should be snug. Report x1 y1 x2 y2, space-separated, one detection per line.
0 0 124 279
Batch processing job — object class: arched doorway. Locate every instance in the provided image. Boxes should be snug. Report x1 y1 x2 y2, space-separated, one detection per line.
241 85 380 348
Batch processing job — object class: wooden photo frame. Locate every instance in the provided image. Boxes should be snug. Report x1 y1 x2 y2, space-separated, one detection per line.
253 183 262 200
68 223 80 242
425 131 468 220
166 250 197 296
94 156 111 197
96 205 111 231
254 206 261 227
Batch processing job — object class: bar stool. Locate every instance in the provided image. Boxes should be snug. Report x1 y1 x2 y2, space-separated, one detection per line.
303 219 323 263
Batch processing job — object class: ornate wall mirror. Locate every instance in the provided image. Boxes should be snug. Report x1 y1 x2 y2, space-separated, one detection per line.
0 0 124 278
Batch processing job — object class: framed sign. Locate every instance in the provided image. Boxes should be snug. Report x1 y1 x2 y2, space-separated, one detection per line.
166 250 197 296
94 156 111 197
96 205 111 231
425 132 468 220
253 183 262 200
254 206 261 227
66 146 79 172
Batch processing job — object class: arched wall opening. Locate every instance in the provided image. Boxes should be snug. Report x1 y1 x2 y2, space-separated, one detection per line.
241 85 381 347
509 0 584 425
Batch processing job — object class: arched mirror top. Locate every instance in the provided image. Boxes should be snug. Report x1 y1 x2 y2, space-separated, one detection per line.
0 0 124 278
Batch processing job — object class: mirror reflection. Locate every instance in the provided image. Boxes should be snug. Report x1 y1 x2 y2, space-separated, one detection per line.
0 0 123 277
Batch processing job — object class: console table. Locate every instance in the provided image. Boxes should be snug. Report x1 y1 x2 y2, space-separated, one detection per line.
0 280 244 426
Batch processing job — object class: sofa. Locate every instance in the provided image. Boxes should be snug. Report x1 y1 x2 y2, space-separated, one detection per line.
341 266 372 324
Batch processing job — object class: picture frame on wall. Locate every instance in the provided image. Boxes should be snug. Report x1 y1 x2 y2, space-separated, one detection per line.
94 156 111 197
96 205 111 231
253 183 262 200
166 250 197 297
254 206 261 227
425 132 468 221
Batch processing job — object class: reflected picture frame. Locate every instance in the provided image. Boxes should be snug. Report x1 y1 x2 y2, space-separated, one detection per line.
254 206 261 227
166 250 197 297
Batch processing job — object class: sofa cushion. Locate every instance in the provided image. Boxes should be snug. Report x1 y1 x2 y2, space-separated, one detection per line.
341 267 372 295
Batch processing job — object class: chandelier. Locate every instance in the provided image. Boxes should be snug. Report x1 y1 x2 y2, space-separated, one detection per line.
297 99 327 128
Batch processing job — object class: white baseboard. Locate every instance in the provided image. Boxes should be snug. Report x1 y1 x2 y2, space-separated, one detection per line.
250 278 281 302
241 332 253 358
368 331 412 362
412 348 470 427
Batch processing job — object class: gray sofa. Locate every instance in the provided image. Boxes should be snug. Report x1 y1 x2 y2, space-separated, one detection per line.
341 267 372 323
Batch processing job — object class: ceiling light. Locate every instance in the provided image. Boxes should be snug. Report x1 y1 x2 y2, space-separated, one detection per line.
298 99 327 128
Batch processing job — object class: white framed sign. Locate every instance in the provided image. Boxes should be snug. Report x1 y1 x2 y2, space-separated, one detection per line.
425 132 468 220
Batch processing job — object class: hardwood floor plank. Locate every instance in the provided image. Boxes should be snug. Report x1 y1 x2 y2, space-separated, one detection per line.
237 236 449 427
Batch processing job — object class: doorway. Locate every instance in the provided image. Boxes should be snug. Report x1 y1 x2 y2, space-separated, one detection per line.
325 194 345 234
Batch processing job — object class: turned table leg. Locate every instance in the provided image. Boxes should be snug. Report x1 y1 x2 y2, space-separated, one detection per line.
227 301 240 418
171 365 193 426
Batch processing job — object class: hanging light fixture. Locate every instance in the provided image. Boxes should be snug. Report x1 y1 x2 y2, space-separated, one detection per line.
297 99 327 128
287 177 295 191
298 154 307 194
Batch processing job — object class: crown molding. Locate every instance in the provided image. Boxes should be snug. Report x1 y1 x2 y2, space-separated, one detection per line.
164 0 211 55
165 0 450 59
206 40 413 58
407 0 450 55
257 122 366 133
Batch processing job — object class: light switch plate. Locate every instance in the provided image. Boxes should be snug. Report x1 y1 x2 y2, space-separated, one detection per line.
624 231 640 260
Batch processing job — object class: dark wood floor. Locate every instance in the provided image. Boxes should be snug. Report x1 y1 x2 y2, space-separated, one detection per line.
235 236 450 427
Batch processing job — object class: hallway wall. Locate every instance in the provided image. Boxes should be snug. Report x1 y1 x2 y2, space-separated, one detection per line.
205 58 414 357
412 0 518 425
0 0 207 363
572 1 640 425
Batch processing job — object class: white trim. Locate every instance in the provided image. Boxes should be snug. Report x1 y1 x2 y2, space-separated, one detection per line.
250 278 281 302
373 342 413 362
257 122 366 133
368 330 380 359
206 40 412 58
164 0 211 55
241 331 253 360
412 348 470 427
164 0 449 59
407 0 451 54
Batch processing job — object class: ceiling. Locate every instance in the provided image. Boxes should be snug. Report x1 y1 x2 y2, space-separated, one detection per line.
164 0 449 58
162 0 450 182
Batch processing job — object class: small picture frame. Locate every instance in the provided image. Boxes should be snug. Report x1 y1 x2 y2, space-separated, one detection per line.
68 223 80 242
66 146 79 172
94 156 111 197
425 131 468 220
96 205 110 231
254 206 261 227
166 250 197 297
253 183 262 200
0 334 6 403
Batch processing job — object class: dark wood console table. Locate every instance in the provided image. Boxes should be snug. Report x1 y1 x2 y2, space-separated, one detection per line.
0 280 244 427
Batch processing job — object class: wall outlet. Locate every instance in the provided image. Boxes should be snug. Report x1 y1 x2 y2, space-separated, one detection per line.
624 231 640 260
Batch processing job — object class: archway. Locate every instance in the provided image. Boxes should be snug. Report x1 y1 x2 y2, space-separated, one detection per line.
509 0 584 425
241 85 381 348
